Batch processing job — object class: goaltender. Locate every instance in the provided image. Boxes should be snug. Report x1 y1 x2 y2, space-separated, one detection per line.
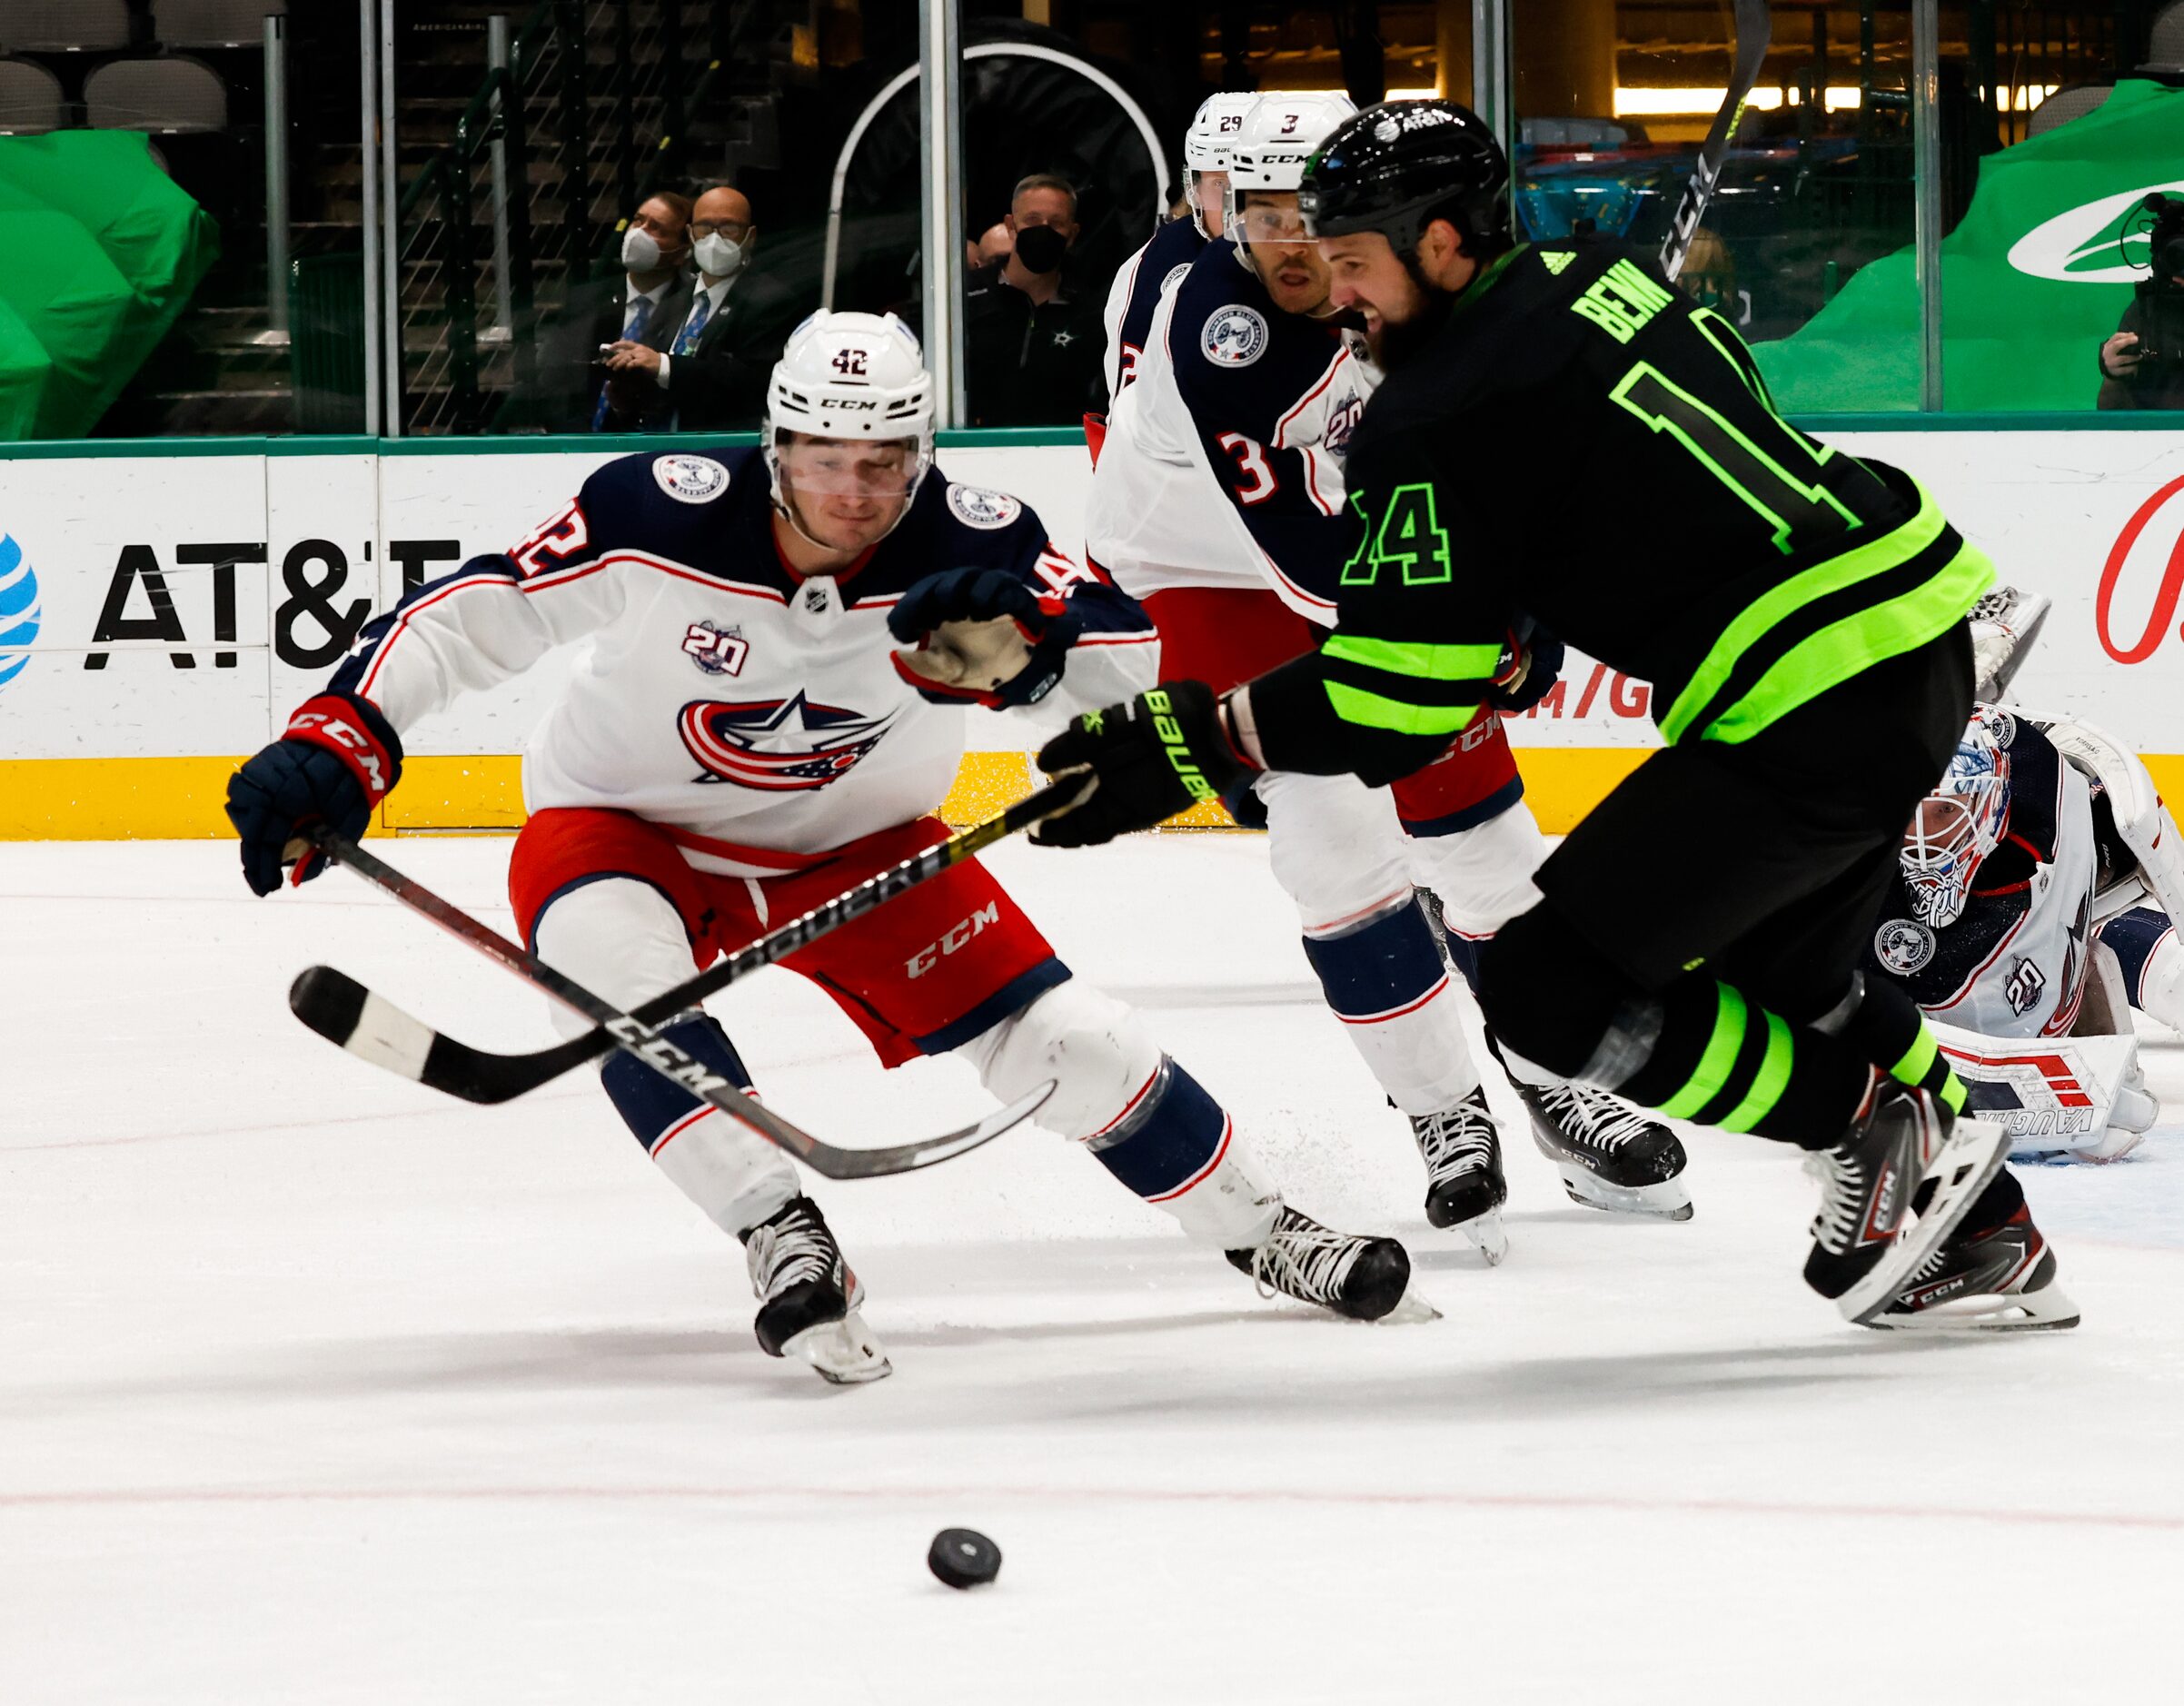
1031 100 2075 1334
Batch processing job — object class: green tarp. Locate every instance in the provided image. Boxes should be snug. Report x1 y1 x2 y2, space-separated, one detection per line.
1757 79 2184 412
0 130 219 439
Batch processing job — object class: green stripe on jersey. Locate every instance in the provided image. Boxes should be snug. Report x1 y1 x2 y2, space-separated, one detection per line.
1323 635 1503 683
1323 680 1482 738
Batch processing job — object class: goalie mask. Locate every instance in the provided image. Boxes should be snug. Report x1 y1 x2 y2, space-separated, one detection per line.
1224 92 1358 261
1183 92 1259 240
764 311 934 548
1901 712 2014 928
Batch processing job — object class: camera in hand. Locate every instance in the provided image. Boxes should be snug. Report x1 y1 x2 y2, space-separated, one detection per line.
2129 193 2184 368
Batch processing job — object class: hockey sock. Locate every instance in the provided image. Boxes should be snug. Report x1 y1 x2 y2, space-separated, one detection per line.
1087 1057 1279 1248
1439 917 1486 997
1299 900 1480 1113
1612 975 1872 1149
2100 907 2181 1027
601 1013 799 1233
1813 975 1968 1113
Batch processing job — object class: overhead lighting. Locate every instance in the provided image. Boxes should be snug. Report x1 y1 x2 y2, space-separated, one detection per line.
1613 85 1868 116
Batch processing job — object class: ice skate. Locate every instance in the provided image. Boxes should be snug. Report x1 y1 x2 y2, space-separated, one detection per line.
1514 1077 1693 1221
1411 1088 1508 1263
1802 1084 2010 1325
1870 1195 2080 1333
740 1195 891 1384
1226 1207 1425 1322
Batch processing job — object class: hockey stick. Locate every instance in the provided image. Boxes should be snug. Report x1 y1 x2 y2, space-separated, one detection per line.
1659 0 1772 282
288 772 1093 1153
289 831 1049 1180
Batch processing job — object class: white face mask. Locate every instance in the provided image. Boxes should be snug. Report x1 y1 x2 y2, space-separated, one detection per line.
694 233 745 280
621 225 664 271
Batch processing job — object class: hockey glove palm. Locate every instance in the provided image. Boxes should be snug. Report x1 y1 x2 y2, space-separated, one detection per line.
1031 681 1250 848
889 566 1082 709
226 692 403 895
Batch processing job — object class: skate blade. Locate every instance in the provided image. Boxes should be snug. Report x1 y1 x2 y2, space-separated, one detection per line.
1866 1287 2082 1334
1839 1116 2010 1327
1379 1285 1444 1324
1554 1163 1694 1222
1460 1207 1508 1266
782 1309 893 1385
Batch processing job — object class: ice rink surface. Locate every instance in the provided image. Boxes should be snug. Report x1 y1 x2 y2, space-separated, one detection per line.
5 833 2181 1704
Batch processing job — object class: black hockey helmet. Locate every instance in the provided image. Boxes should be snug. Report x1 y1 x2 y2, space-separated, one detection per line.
1298 101 1512 261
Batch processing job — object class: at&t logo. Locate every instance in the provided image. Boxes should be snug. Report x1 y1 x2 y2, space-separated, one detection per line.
0 533 39 693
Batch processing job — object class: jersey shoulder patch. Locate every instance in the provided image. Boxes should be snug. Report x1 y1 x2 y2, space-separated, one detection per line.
651 452 731 504
1200 303 1270 368
945 482 1024 531
1872 917 1936 977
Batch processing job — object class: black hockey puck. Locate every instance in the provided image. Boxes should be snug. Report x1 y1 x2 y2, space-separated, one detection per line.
927 1527 1001 1589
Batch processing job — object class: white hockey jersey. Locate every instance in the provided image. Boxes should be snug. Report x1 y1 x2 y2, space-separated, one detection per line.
1087 235 1374 623
330 449 1156 876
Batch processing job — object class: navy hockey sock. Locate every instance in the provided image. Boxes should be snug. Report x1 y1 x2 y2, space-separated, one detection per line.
1299 899 1449 1024
1813 974 1968 1113
1086 1058 1231 1201
601 1012 757 1154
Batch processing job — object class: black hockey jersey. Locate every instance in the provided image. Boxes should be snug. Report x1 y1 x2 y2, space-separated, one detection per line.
1246 239 1996 785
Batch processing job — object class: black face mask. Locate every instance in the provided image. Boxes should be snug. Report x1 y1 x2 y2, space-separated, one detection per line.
1011 223 1068 275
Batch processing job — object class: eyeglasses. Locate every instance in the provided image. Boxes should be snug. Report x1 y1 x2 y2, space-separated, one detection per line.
690 220 750 240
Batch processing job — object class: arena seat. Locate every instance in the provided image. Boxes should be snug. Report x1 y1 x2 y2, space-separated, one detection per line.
2025 80 2115 137
154 0 288 52
84 55 226 135
0 0 133 54
2144 2 2184 74
0 55 63 133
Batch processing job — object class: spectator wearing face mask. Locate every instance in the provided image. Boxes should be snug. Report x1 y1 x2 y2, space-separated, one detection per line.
505 191 693 431
962 174 1107 427
602 181 802 431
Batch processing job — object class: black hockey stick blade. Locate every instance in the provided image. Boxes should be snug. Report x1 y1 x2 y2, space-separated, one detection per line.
290 963 1051 1178
1659 0 1772 282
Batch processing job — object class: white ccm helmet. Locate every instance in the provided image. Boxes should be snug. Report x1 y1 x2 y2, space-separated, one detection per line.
1223 91 1358 239
763 310 935 541
1183 92 1260 238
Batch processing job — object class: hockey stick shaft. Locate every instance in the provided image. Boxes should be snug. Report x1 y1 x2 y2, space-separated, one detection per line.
291 830 1050 1179
1659 0 1772 282
291 769 1091 1106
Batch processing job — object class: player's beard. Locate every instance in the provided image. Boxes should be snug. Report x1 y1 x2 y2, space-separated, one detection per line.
1374 278 1459 372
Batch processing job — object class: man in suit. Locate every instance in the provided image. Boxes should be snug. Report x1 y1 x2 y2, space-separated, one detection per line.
504 192 692 433
603 182 802 431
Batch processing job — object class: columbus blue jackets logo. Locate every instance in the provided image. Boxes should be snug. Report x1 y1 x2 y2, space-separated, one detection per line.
653 454 730 503
679 692 895 790
945 483 1023 531
0 533 38 693
1874 917 1936 976
1202 305 1269 367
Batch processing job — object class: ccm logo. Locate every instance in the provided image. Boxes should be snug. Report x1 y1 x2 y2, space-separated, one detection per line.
289 710 386 791
2097 472 2184 663
907 901 1000 978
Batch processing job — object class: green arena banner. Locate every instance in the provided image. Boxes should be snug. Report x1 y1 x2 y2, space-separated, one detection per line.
0 131 219 440
1757 78 2184 412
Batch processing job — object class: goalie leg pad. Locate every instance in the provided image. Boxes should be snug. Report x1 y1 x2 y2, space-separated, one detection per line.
959 983 1280 1248
534 874 799 1234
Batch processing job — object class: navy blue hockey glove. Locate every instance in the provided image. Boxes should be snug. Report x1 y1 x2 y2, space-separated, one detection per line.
1031 681 1253 848
888 566 1083 709
225 692 403 896
1489 630 1564 715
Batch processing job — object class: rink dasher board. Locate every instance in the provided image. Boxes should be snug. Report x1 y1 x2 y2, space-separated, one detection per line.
0 429 2179 838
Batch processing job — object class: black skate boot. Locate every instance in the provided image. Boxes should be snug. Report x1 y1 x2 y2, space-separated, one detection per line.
739 1195 890 1384
1411 1087 1508 1264
1802 1083 2010 1324
1226 1207 1420 1322
1871 1172 2080 1333
1514 1076 1693 1221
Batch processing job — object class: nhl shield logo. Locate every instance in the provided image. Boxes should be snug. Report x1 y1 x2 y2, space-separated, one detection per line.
1874 917 1937 976
653 454 730 504
1202 304 1269 367
945 483 1023 531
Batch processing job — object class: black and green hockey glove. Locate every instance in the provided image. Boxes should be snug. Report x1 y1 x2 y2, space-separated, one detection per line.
1031 681 1253 848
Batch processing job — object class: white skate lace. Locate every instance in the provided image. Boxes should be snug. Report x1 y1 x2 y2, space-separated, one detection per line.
1412 1100 1497 1185
745 1205 837 1302
1533 1081 1654 1153
1802 1148 1866 1255
1243 1210 1365 1306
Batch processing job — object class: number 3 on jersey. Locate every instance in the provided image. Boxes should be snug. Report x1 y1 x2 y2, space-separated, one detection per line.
1216 432 1278 505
